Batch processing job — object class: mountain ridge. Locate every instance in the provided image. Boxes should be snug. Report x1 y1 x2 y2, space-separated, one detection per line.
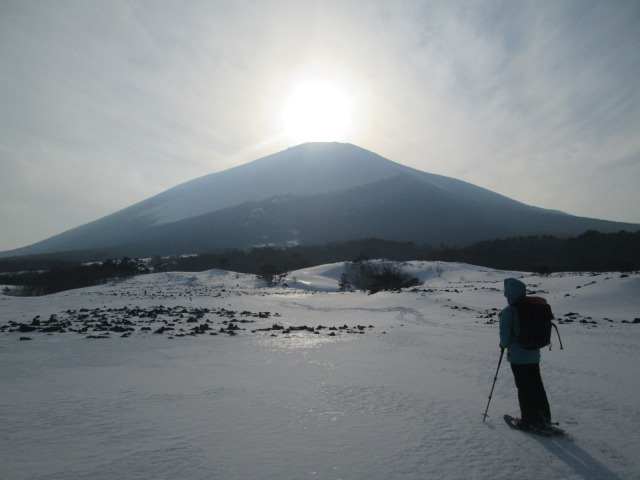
123 142 419 226
2 142 638 258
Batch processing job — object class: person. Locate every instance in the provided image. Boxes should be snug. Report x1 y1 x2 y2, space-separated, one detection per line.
499 278 552 430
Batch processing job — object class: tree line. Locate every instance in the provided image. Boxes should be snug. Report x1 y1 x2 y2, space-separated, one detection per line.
1 230 638 295
1 257 149 296
149 230 639 275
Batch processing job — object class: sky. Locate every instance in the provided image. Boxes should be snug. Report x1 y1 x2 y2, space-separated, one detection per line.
1 0 639 252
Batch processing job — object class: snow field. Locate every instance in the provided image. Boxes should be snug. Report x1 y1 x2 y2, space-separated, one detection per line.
1 262 638 479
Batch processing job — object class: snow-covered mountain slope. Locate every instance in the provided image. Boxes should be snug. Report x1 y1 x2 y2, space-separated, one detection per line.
142 142 420 225
3 142 638 257
1 262 638 479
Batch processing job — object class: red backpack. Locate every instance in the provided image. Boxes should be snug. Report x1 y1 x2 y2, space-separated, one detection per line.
515 296 563 350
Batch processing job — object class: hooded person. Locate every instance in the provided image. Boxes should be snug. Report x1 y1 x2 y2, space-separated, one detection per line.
499 278 552 430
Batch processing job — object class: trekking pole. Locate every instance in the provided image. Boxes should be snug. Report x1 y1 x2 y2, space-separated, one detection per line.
482 348 504 423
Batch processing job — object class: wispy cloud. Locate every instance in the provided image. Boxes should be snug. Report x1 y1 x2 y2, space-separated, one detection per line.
1 0 638 250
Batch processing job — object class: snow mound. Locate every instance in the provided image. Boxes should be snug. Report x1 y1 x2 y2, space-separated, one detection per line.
284 260 520 292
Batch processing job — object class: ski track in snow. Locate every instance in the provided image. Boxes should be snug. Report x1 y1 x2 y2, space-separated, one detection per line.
1 262 638 479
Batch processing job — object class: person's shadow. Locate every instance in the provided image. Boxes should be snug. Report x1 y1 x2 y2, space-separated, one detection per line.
534 433 626 479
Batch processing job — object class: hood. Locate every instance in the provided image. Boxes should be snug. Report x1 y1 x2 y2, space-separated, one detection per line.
504 278 526 305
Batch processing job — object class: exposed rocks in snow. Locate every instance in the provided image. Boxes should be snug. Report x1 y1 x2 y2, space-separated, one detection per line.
251 323 374 336
622 318 640 324
0 304 377 340
557 312 599 326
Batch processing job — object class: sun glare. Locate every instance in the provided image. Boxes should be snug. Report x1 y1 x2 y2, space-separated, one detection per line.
282 81 353 142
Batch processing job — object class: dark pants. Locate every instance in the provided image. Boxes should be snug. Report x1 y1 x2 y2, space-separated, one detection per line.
510 363 551 426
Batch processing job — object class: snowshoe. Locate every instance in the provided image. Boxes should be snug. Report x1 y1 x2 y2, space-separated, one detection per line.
504 415 565 436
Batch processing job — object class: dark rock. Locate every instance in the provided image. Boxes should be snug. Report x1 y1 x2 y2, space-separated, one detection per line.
110 326 133 333
40 326 62 333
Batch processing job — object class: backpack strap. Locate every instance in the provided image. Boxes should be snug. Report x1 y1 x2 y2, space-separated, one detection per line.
551 322 564 350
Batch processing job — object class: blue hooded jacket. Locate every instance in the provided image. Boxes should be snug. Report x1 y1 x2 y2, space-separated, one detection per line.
499 278 541 364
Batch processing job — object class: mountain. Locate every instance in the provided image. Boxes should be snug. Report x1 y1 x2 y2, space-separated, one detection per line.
2 142 638 258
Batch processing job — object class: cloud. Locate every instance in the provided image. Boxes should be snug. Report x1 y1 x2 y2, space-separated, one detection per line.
0 0 639 251
359 1 640 218
0 202 29 217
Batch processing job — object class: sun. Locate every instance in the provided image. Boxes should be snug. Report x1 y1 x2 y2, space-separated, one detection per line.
282 80 353 142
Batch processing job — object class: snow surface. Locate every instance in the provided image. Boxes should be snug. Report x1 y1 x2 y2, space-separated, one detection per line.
1 262 638 480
